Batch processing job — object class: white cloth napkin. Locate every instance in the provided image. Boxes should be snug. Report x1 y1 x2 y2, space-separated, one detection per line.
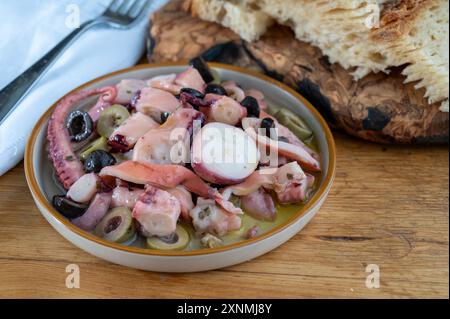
0 0 168 176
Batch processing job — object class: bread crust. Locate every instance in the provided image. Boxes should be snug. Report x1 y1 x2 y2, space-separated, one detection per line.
186 0 201 17
371 0 437 42
149 0 240 62
148 1 449 144
185 0 448 109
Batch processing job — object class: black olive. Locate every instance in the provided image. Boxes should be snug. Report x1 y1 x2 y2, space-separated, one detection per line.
84 150 116 173
52 195 88 219
205 84 227 96
261 117 276 139
241 96 260 118
66 110 93 142
189 56 214 83
160 112 170 124
180 87 205 99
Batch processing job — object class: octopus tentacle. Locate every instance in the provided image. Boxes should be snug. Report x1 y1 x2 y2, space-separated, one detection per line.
99 161 212 197
87 86 118 122
99 161 243 214
47 86 117 190
242 116 321 172
260 110 319 160
221 162 312 204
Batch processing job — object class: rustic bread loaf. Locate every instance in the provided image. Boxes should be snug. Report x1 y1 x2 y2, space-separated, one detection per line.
188 0 449 111
149 1 449 144
374 0 449 111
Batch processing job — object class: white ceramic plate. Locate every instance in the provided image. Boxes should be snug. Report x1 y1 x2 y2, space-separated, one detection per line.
25 62 336 272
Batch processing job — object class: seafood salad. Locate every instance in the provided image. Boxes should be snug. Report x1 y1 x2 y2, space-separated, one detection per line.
47 57 321 251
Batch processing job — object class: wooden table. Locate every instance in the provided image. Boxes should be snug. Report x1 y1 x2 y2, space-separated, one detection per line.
0 131 448 298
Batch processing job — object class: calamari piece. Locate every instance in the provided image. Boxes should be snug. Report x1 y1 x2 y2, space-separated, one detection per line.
67 173 99 204
175 67 206 93
166 186 194 220
109 112 159 152
189 198 242 237
273 161 307 193
222 81 245 102
111 186 144 209
241 188 276 221
133 108 202 165
208 95 247 126
276 174 315 204
99 161 243 215
132 185 181 237
115 79 146 105
242 117 321 172
72 192 112 231
48 86 117 189
87 86 118 122
147 74 182 94
135 87 180 121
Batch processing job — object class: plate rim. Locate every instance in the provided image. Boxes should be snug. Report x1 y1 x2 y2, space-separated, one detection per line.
24 61 337 257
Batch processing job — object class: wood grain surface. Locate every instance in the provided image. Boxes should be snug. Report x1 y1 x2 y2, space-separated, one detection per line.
0 132 448 298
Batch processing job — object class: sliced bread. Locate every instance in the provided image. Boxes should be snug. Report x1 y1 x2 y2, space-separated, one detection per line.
190 0 274 42
188 0 449 111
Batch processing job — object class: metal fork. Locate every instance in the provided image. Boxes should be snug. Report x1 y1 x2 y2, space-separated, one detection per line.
0 0 149 124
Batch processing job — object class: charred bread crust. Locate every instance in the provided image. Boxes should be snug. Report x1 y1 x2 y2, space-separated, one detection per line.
148 1 449 144
148 0 240 62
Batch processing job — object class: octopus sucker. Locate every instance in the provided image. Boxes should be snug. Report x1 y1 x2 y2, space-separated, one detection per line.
47 86 117 189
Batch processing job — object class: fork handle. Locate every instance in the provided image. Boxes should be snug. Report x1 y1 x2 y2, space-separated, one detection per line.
0 19 100 123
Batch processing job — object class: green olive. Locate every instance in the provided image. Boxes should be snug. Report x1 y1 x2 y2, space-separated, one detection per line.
94 207 135 243
275 109 313 141
146 224 190 251
79 136 110 161
266 104 281 115
97 104 130 138
276 108 309 128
